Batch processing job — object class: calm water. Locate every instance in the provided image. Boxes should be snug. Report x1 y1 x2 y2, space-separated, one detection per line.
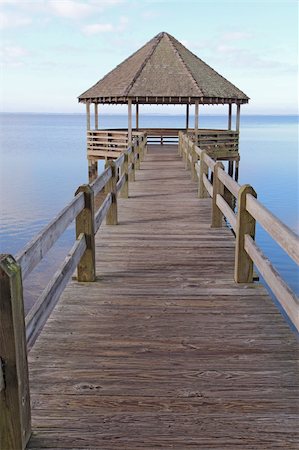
0 113 298 315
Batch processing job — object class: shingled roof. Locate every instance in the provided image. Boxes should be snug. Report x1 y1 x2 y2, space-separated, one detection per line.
78 32 249 105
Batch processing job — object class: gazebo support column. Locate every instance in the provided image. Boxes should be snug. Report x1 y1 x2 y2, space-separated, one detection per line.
228 104 232 130
228 104 233 176
136 104 139 130
236 104 241 132
194 100 199 143
86 103 90 130
94 103 98 130
186 104 189 131
128 99 132 143
234 104 241 182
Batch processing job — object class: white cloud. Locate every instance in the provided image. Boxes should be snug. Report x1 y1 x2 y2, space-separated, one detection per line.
0 44 29 68
49 0 93 20
221 31 253 41
0 11 32 29
48 0 125 20
83 23 114 34
82 16 129 35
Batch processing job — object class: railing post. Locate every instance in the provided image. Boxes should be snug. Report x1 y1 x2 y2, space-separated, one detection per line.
129 144 135 182
198 150 209 198
135 138 141 170
178 132 182 156
234 185 257 283
0 255 31 450
120 152 129 199
190 144 197 181
211 162 225 228
75 185 96 282
105 160 118 225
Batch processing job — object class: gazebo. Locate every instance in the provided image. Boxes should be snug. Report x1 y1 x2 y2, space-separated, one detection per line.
78 31 249 178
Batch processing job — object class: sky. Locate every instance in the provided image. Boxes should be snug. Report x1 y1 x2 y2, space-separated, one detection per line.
0 0 298 115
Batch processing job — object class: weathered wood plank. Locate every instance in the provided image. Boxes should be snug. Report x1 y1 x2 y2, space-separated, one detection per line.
25 234 86 349
15 193 84 279
244 234 299 331
246 193 299 265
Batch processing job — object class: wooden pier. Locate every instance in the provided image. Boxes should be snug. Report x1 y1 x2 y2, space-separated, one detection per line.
1 136 298 449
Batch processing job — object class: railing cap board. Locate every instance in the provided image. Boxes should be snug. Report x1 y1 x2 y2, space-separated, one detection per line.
90 166 112 196
246 193 299 266
15 193 85 280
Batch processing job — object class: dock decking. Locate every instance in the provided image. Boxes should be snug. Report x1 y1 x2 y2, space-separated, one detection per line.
27 145 298 449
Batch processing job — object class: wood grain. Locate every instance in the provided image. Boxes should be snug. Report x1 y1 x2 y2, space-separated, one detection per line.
27 145 299 449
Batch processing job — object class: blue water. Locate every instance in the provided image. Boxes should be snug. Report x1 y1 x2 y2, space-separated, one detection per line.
0 113 298 314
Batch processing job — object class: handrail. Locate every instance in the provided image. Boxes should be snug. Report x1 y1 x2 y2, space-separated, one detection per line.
246 194 299 265
15 192 85 279
90 166 112 195
179 131 299 332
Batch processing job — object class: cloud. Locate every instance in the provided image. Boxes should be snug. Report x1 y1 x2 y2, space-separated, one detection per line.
83 23 114 34
0 11 32 29
0 44 29 68
48 0 125 20
221 31 253 41
48 0 94 20
82 16 128 35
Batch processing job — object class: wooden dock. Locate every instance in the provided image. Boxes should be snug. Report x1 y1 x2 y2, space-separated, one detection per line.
26 145 299 449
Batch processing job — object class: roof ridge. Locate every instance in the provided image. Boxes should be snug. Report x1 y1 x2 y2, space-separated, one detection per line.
168 33 248 98
165 33 204 97
125 33 164 96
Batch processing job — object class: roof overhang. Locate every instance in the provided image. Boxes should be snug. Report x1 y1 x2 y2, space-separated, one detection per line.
78 96 249 105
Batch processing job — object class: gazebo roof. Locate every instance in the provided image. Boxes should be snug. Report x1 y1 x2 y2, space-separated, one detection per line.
78 32 249 105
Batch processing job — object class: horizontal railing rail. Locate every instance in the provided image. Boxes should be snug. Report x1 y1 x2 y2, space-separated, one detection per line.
0 133 147 450
178 131 299 333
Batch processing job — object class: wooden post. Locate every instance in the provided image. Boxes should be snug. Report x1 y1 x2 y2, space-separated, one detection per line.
129 145 135 182
105 160 118 225
186 104 189 131
190 144 197 181
94 103 98 130
198 150 209 198
0 255 31 450
136 104 139 130
128 99 132 143
236 104 241 132
194 100 199 143
86 102 90 130
75 185 96 282
235 160 239 182
211 162 225 228
120 152 129 198
178 132 182 156
135 138 140 170
228 104 232 130
234 185 257 283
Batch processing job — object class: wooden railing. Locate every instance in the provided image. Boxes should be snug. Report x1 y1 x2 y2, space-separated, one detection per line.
87 129 145 158
179 131 299 332
0 135 147 450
